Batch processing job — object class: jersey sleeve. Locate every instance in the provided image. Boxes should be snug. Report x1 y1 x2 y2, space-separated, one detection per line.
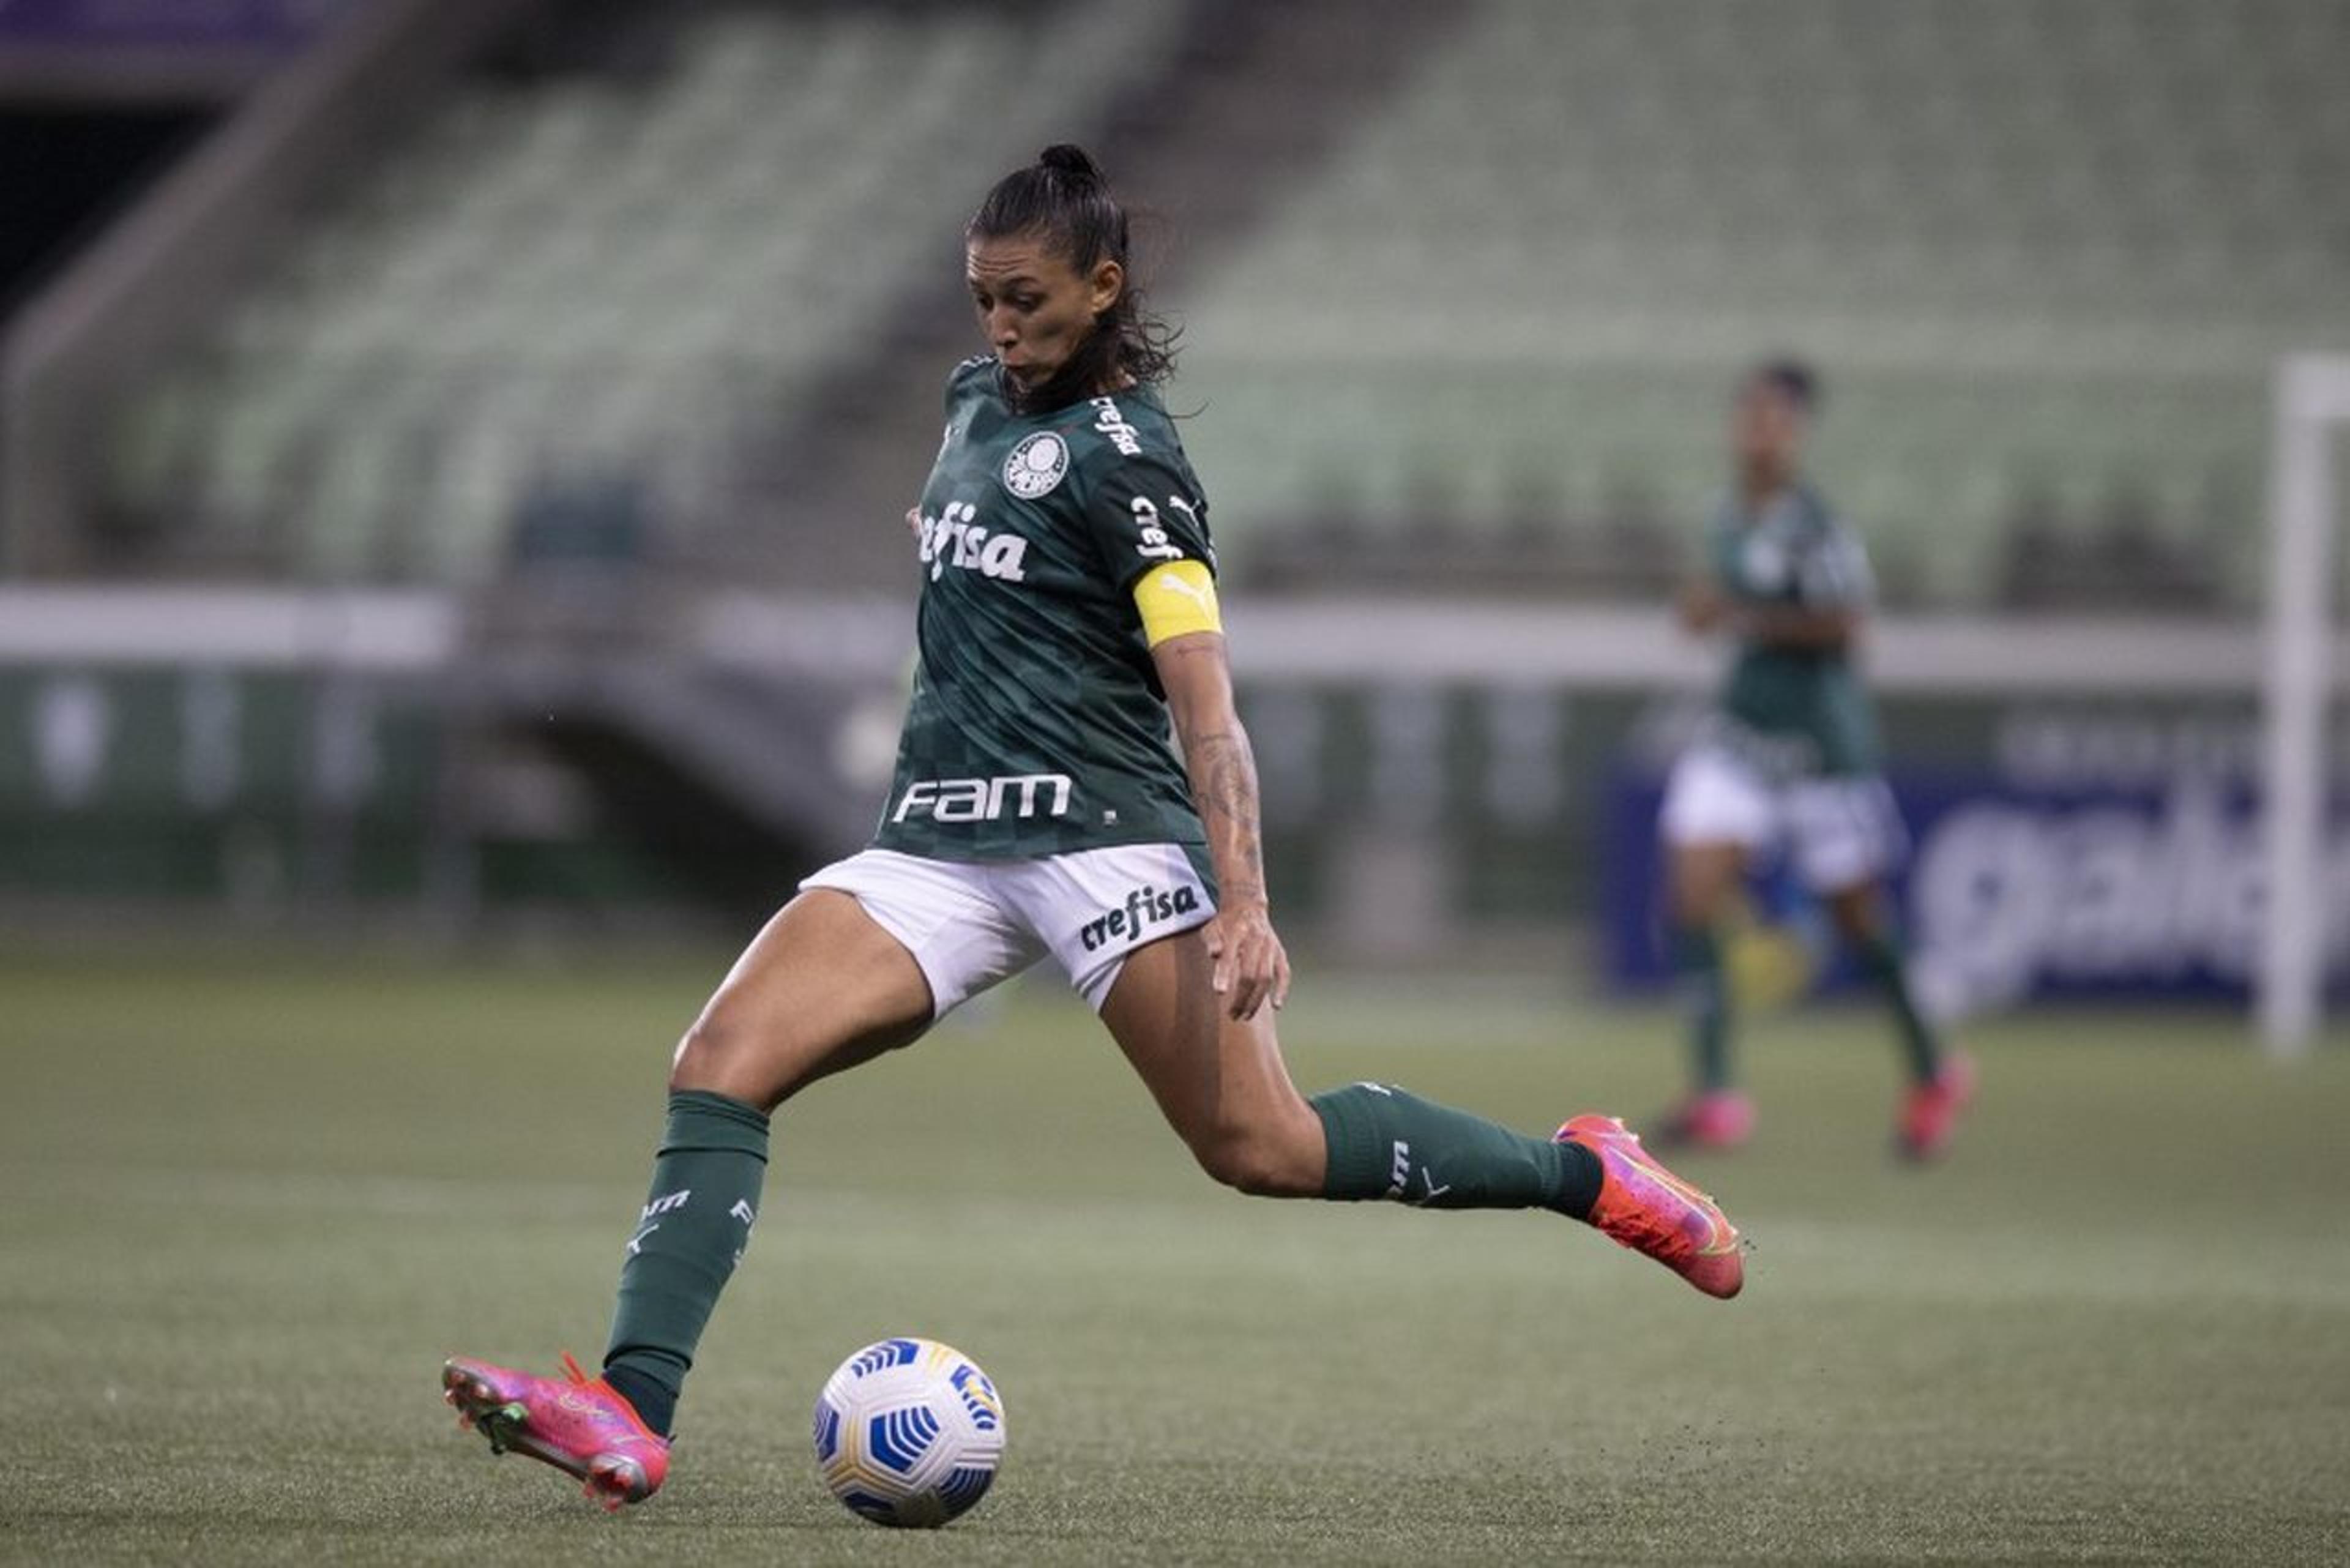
1796 520 1876 611
1082 445 1215 593
942 354 992 421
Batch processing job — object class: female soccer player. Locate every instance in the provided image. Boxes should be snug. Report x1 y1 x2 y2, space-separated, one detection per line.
1655 360 1974 1158
442 146 1744 1510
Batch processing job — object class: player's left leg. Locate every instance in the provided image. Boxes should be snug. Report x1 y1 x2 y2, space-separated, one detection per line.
1821 880 1974 1159
1792 774 1974 1157
1095 930 1743 1298
1819 879 1938 1085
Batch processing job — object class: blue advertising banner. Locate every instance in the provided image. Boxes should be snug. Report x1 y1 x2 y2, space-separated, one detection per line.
0 0 348 49
1603 767 2350 1009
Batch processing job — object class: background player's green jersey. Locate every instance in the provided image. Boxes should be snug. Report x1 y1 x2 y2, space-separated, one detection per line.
1704 482 1880 777
874 356 1216 863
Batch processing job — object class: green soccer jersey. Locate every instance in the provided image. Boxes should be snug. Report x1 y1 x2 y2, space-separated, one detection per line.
1704 482 1881 777
871 356 1217 862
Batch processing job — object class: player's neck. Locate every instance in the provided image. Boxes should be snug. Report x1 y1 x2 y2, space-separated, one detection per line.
999 332 1135 415
1738 465 1794 512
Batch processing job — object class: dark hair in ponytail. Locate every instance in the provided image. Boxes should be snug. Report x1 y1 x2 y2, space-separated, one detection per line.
967 144 1178 413
1750 356 1821 415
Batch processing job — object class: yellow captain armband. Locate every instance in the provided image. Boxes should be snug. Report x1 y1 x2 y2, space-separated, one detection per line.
1133 558 1223 647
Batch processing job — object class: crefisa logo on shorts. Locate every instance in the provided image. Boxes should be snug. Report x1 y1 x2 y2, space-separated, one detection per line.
1002 431 1069 498
1078 883 1201 952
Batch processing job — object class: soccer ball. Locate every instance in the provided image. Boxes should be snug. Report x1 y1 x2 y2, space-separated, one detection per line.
811 1337 1005 1528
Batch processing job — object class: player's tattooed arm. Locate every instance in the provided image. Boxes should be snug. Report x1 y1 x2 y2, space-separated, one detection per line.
1182 726 1268 908
1153 630 1290 1018
1160 635 1268 905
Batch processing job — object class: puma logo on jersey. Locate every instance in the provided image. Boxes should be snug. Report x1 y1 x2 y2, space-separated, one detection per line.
892 772 1073 824
1151 568 1216 613
919 499 1029 583
1078 882 1202 951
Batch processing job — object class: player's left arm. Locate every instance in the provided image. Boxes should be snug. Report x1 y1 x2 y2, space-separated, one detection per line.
1734 601 1860 649
1144 568 1290 1021
1087 438 1280 1015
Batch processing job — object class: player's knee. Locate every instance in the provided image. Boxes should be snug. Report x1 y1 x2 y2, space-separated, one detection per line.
668 1009 773 1102
667 1016 726 1090
1190 1116 1321 1198
1827 889 1882 943
1671 879 1732 930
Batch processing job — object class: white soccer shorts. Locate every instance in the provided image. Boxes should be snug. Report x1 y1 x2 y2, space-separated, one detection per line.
1658 744 1908 893
799 843 1216 1017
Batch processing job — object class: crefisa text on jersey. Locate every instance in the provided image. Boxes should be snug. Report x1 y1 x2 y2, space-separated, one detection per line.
1089 395 1142 456
1079 882 1203 952
919 499 1030 583
890 771 1073 823
1127 496 1188 564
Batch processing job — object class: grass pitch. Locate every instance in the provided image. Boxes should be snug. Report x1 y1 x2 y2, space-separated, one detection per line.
4 943 2347 1564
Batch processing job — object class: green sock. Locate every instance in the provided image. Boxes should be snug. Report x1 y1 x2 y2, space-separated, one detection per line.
1671 925 1733 1092
1853 928 1942 1085
602 1089 769 1436
1309 1083 1601 1219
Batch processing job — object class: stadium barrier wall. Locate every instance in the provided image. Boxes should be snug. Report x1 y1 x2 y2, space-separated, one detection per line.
4 588 2346 980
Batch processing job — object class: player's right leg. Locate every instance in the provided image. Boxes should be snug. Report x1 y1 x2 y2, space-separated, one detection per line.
444 885 938 1507
1654 745 1772 1148
1658 837 1755 1148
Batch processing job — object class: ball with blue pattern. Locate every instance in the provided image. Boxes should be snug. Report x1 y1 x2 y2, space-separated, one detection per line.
812 1336 1005 1528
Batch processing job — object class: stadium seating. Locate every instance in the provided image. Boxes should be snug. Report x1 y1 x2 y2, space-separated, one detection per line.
96 0 2347 608
102 0 1181 584
1177 0 2345 607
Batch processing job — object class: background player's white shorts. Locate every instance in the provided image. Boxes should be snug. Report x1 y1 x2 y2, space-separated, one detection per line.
1659 744 1908 892
800 843 1215 1018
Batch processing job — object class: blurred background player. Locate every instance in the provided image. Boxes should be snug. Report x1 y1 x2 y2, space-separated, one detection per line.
1656 360 1974 1158
438 144 1744 1513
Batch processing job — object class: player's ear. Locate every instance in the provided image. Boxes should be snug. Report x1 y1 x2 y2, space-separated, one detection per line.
1087 258 1124 317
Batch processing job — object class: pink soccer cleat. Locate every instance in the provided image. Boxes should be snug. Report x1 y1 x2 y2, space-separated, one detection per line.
1898 1051 1976 1161
1556 1114 1745 1299
1651 1088 1756 1151
442 1353 669 1511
